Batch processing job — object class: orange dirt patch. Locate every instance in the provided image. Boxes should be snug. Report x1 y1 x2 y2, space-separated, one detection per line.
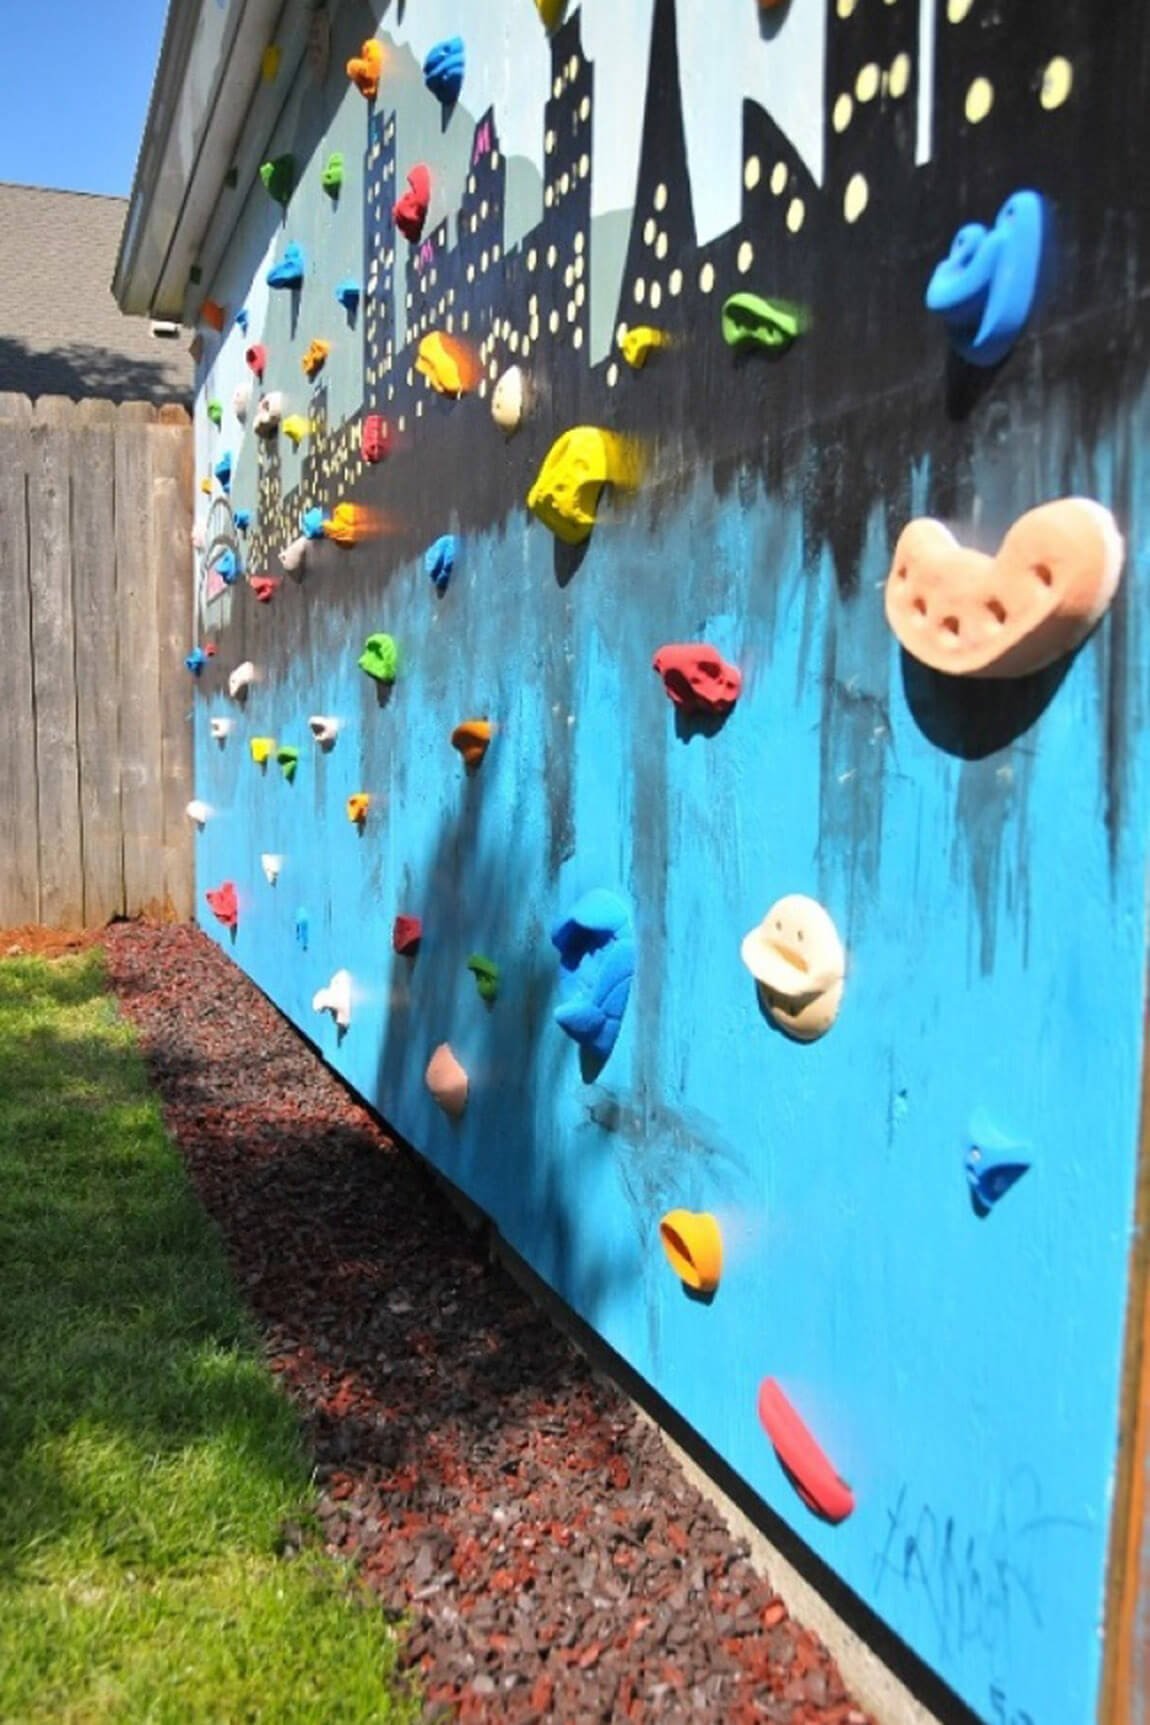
0 924 106 959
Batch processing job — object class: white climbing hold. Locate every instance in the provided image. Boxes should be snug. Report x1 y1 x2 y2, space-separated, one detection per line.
261 853 283 884
313 969 352 1029
185 799 210 827
208 716 233 740
228 660 256 699
233 384 250 423
191 523 205 551
308 714 340 747
491 365 526 434
280 535 309 574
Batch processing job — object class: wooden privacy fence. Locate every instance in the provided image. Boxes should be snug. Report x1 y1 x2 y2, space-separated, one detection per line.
0 394 194 929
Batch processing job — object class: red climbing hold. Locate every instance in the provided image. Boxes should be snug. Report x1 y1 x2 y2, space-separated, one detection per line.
392 915 423 954
205 882 238 928
756 1379 855 1524
393 164 431 242
250 576 279 603
361 414 389 464
652 644 742 717
245 343 268 379
204 642 217 657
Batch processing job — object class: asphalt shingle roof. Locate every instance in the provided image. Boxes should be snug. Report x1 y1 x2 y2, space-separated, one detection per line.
0 183 192 406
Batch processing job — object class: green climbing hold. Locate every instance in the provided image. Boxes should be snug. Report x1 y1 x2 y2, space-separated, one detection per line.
322 152 344 195
720 293 800 353
357 633 398 683
207 399 223 427
260 154 296 205
276 745 301 782
466 955 500 1004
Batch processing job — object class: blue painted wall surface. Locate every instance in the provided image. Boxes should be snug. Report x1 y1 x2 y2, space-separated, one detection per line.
187 3 1150 1719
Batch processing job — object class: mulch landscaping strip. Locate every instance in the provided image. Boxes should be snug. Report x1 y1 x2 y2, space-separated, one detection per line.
103 921 871 1725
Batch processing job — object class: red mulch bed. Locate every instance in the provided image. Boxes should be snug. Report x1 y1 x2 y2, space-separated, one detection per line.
102 920 870 1725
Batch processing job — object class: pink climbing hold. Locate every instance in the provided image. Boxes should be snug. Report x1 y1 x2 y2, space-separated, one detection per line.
205 882 238 928
393 915 423 955
393 164 431 242
246 343 267 379
250 576 279 603
652 644 742 717
361 414 389 464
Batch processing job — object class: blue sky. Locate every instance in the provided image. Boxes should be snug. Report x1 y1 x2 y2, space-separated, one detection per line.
0 0 168 198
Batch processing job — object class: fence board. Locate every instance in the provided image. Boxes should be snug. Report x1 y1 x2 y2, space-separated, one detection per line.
71 399 125 923
28 398 84 928
151 413 194 919
0 395 40 925
115 404 166 918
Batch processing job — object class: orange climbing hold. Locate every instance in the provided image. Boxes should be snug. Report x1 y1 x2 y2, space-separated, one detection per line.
451 720 492 770
199 299 226 332
302 338 331 378
347 38 384 99
323 501 369 546
416 331 479 397
347 792 371 824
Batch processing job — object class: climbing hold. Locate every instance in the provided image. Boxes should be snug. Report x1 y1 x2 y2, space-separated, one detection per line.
652 644 742 717
276 745 300 782
757 1379 855 1523
347 38 384 100
358 633 398 683
205 882 238 928
423 37 465 105
233 386 250 423
261 853 282 884
659 1211 723 1294
250 737 276 766
259 154 295 205
451 720 492 769
361 414 389 463
887 499 1125 679
322 152 344 195
721 293 800 352
534 0 568 27
324 501 367 546
526 427 639 545
294 907 309 950
926 190 1045 367
245 343 267 379
965 1111 1031 1216
209 716 232 740
425 535 456 595
301 506 326 539
491 366 526 434
741 895 845 1043
214 548 239 586
280 535 309 574
191 524 206 552
207 399 223 427
336 279 360 314
393 915 422 954
185 799 210 828
308 715 340 747
346 792 371 824
261 43 281 81
466 955 500 1004
199 477 213 496
200 299 226 332
236 308 249 334
620 326 669 369
393 164 431 242
234 509 252 533
302 338 330 378
313 969 352 1029
253 392 282 436
228 661 256 699
213 452 233 493
250 575 278 602
425 1043 469 1118
551 890 635 1063
416 331 479 397
266 243 305 289
185 647 209 676
282 414 309 448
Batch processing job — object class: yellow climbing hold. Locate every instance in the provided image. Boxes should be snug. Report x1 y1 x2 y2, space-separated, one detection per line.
199 476 213 495
526 427 640 545
416 331 479 397
282 415 309 448
619 326 669 369
323 502 367 546
658 1210 723 1294
302 338 331 377
534 0 567 27
261 43 281 81
250 737 276 765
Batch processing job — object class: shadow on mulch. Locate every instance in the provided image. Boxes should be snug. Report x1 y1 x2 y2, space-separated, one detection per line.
103 921 875 1725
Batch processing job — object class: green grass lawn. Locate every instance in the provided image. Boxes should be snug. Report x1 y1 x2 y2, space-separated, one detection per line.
0 950 417 1724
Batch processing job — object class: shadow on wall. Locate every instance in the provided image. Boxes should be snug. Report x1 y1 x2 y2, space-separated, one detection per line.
0 337 192 408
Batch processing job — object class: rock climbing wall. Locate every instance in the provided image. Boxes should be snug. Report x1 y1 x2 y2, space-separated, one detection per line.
187 2 1150 1718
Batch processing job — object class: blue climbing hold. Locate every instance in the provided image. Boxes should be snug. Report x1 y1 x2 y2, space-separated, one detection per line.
185 647 208 675
233 509 252 532
425 534 457 595
301 505 326 540
423 36 464 105
266 242 306 289
964 1110 1031 1217
214 548 240 585
235 307 249 334
336 278 361 313
295 907 310 951
551 889 635 1063
214 451 233 492
925 190 1044 368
